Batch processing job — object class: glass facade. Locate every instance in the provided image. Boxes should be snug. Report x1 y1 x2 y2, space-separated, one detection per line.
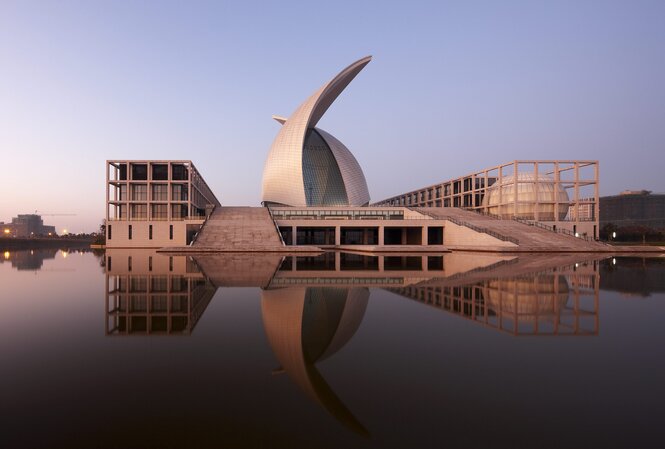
302 129 348 207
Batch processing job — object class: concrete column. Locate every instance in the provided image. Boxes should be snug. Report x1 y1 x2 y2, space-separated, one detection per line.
422 226 428 245
292 226 297 245
378 226 384 246
335 252 341 271
401 227 407 245
335 226 341 246
378 255 384 272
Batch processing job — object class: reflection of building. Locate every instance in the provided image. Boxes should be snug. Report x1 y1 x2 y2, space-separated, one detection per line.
105 250 216 335
261 286 370 436
1 214 56 237
387 261 600 336
106 161 221 248
375 160 600 239
0 248 58 270
262 56 371 207
600 190 665 229
600 257 665 296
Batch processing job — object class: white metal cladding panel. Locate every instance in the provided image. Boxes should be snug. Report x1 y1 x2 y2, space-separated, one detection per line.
262 56 372 207
261 87 324 206
316 127 370 206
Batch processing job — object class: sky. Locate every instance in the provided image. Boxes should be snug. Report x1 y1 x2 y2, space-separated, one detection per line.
1 0 664 233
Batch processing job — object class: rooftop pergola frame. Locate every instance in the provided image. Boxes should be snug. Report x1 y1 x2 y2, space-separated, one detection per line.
374 160 600 238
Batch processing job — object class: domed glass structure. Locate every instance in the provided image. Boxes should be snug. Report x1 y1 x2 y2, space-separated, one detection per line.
261 57 371 207
482 173 570 220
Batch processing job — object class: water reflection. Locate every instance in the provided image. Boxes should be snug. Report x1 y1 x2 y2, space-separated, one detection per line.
0 248 58 270
101 250 615 437
105 250 216 335
600 256 665 297
262 286 370 437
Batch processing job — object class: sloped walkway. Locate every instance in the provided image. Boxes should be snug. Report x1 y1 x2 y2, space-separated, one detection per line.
415 207 611 252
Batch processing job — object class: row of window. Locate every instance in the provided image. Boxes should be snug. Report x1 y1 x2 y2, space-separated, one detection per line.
114 163 189 181
107 224 174 241
112 184 189 201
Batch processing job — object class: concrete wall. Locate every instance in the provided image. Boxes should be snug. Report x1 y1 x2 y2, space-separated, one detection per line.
106 220 203 248
105 248 195 274
443 221 517 248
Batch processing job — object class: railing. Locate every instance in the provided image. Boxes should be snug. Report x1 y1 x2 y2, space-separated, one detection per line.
471 210 596 242
270 209 407 220
266 207 286 246
188 204 216 246
415 208 519 244
446 216 520 245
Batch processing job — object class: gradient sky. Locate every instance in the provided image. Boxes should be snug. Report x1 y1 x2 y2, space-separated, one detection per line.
1 0 664 233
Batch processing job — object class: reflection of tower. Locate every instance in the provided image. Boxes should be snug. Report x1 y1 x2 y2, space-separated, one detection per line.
261 287 370 436
105 250 216 335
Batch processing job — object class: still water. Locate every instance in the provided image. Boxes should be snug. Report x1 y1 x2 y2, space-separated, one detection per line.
1 248 664 449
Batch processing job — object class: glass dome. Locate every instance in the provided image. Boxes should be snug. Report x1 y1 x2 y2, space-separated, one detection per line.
482 172 569 220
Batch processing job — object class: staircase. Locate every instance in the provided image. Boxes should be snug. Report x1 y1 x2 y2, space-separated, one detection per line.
193 207 284 250
415 207 610 252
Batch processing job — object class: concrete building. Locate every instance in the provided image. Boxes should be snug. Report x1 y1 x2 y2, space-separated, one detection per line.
104 59 622 253
1 214 56 237
600 190 665 229
374 160 600 239
106 160 221 248
261 56 371 207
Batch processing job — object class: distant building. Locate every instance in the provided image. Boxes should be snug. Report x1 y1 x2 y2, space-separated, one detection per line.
106 160 221 248
600 190 665 229
1 214 56 237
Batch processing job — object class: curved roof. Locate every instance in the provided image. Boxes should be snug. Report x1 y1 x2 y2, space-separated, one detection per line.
261 56 372 206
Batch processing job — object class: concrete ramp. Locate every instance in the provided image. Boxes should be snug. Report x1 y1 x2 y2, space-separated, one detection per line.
193 207 285 251
416 207 610 252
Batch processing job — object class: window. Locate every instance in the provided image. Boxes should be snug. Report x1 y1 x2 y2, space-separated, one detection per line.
171 204 187 220
131 164 148 180
118 184 127 201
128 225 133 240
172 184 188 201
169 225 173 240
151 184 168 201
108 224 112 240
130 204 147 220
131 184 147 201
128 256 132 271
107 256 112 270
152 164 168 180
172 164 188 180
149 225 153 240
148 256 152 271
151 204 168 221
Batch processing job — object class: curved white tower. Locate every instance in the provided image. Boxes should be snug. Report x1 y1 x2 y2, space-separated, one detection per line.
261 56 372 207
